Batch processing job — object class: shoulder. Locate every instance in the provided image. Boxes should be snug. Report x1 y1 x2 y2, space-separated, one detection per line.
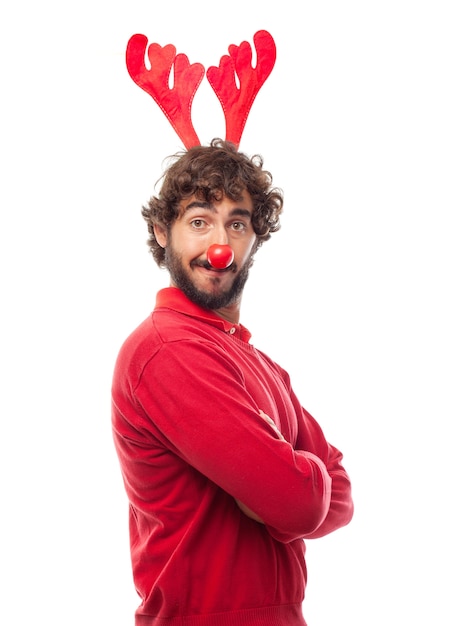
114 308 226 375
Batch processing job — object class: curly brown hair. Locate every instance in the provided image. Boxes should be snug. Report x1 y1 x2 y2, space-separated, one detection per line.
141 138 284 267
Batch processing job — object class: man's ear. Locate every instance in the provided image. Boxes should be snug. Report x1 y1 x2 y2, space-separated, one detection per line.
153 223 168 248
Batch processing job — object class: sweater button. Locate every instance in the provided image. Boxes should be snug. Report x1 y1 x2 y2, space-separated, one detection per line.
229 327 236 334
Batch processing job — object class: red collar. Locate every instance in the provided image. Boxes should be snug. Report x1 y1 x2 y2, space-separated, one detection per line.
155 287 252 343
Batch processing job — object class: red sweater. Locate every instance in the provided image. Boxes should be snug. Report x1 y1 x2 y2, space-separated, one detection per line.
112 288 353 625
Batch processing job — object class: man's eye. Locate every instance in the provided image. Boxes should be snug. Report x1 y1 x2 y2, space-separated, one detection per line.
231 221 245 231
191 219 205 229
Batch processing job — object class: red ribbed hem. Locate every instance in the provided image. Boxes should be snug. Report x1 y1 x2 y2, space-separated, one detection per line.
135 604 306 625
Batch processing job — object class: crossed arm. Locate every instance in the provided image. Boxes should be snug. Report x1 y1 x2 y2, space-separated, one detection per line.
120 339 353 541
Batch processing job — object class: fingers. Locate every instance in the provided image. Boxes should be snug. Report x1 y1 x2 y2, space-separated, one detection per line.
258 409 284 440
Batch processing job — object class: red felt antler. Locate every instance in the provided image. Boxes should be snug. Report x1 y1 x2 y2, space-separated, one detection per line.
125 31 276 149
125 34 205 148
206 30 276 147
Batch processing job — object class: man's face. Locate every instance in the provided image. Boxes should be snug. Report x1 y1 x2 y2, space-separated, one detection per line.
154 190 258 312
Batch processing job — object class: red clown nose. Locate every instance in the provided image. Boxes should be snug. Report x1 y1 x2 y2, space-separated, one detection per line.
207 244 234 269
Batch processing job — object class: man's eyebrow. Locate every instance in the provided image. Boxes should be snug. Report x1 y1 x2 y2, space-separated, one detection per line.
229 208 252 219
184 200 212 212
183 202 252 219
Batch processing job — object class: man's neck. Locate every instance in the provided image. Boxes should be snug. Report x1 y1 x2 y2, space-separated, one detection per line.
213 302 241 325
168 280 241 324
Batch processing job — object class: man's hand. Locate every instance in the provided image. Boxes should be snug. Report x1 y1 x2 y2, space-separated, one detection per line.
257 409 285 440
235 499 264 522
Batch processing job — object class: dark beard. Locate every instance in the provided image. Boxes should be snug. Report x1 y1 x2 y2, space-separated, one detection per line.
165 245 254 311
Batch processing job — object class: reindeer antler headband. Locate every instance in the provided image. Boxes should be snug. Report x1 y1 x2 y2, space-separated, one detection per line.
125 30 276 149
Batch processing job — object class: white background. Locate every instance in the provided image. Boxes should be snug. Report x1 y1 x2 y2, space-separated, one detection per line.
1 1 449 624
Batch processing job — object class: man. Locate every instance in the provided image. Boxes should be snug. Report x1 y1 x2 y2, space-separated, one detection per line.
112 138 353 625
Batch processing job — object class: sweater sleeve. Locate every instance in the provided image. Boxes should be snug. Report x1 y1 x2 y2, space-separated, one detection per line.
269 362 354 540
292 405 353 540
254 360 354 543
116 337 351 542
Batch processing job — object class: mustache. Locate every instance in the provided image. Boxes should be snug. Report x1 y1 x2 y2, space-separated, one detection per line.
192 259 238 273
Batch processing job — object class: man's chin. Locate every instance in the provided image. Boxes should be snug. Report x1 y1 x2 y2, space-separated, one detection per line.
166 251 249 311
183 288 236 311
